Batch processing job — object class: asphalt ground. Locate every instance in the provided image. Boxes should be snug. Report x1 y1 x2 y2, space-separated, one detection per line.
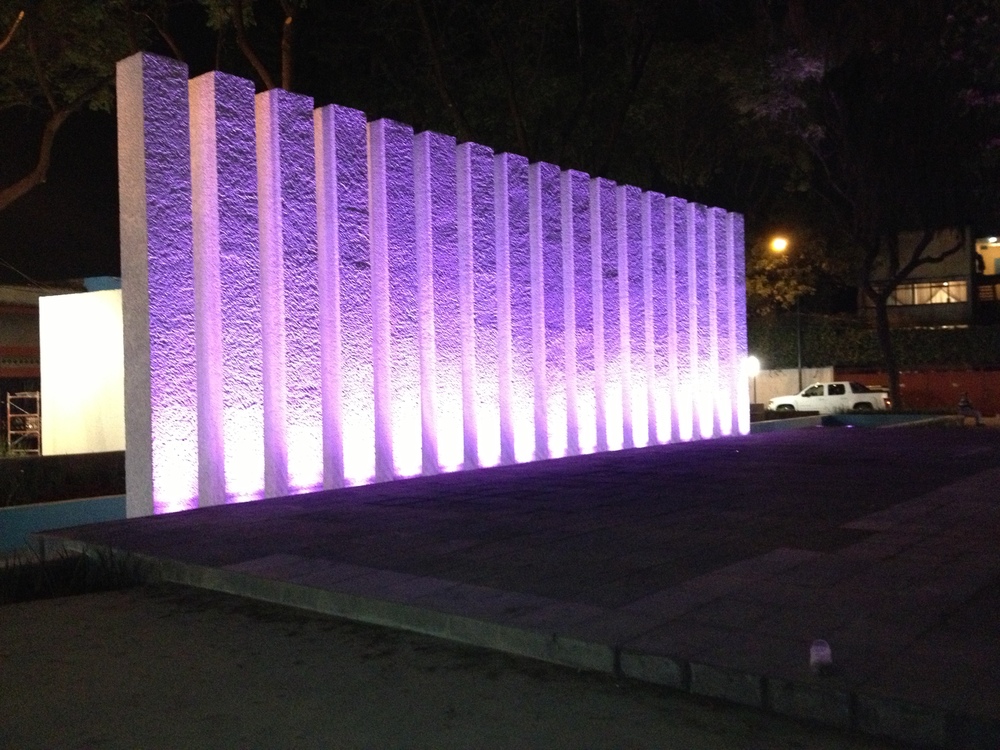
23 424 1000 749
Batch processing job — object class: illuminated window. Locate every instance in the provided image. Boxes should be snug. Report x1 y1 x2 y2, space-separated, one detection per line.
887 280 967 306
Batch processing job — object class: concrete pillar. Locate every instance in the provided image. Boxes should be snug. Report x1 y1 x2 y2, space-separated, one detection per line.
562 170 591 455
315 104 372 487
117 52 197 517
189 71 263 505
257 88 321 495
369 119 419 479
458 142 498 468
496 153 533 463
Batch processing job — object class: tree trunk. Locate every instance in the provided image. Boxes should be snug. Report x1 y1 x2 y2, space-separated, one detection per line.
871 294 901 410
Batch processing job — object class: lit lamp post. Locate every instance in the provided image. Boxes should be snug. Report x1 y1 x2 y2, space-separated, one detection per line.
770 236 803 391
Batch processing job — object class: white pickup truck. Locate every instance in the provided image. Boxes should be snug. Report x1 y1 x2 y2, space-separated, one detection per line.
767 381 891 414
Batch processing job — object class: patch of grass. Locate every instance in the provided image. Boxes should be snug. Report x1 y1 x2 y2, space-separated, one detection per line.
0 546 151 605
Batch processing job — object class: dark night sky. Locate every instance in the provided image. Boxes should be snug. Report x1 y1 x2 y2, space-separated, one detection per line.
0 109 120 285
0 4 216 287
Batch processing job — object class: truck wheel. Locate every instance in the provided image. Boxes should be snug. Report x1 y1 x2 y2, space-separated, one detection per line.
852 402 874 411
775 404 795 412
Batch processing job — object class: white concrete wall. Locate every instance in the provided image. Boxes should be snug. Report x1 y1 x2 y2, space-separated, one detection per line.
749 367 835 406
39 290 125 455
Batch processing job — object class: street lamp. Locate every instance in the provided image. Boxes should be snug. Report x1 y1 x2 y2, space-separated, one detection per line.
770 235 803 391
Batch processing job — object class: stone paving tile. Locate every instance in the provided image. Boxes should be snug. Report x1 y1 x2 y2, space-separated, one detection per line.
621 585 717 619
682 595 775 630
695 628 812 681
561 610 663 645
281 560 387 588
620 620 736 662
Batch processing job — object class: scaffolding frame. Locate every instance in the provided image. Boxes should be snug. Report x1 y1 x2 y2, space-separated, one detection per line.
6 391 40 456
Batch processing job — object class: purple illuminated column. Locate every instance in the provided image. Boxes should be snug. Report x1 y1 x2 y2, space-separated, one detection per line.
414 132 439 473
562 170 591 455
315 104 372 487
416 130 462 473
731 212 750 434
189 71 263 505
689 202 713 440
257 89 321 495
672 198 694 441
642 192 663 445
661 197 684 442
618 185 644 448
592 178 621 450
710 207 733 436
496 153 534 463
369 119 419 479
531 161 564 459
458 142 497 467
118 53 197 517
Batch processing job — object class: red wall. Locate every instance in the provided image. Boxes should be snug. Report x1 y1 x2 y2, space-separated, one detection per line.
837 368 1000 416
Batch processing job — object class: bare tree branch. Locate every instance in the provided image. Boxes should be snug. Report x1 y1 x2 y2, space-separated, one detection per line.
413 0 472 142
0 78 110 212
0 9 24 53
597 20 657 177
277 0 296 90
146 12 186 62
233 0 277 90
24 15 57 113
485 23 531 158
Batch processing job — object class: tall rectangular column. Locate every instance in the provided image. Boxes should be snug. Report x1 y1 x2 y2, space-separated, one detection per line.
118 52 197 517
661 197 684 442
414 132 440 474
458 142 497 467
315 104 372 487
562 170 590 454
496 153 533 463
369 119 419 479
642 192 662 445
416 131 461 473
710 206 733 437
673 199 695 441
531 161 564 460
618 184 645 448
689 202 713 440
190 71 263 505
257 89 321 495
592 178 621 450
731 213 750 435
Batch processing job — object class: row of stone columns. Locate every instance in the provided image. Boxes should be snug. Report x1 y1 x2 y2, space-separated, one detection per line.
117 52 748 518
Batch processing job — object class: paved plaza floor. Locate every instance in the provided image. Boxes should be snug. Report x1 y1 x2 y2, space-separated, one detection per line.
34 425 1000 748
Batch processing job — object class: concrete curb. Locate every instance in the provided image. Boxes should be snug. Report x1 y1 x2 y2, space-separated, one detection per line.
32 532 1000 750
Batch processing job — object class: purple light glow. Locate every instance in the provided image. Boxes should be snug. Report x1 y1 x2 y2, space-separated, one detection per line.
257 88 323 494
316 104 374 486
459 142 499 468
498 153 536 463
594 178 623 450
118 54 198 516
118 52 748 516
190 71 265 504
562 170 591 454
620 184 646 449
370 118 421 479
732 213 751 435
532 161 565 460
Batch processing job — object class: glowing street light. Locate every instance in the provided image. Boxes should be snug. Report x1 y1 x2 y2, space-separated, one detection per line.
770 235 803 390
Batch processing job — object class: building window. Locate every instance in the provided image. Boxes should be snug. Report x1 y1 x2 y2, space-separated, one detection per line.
887 280 967 306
